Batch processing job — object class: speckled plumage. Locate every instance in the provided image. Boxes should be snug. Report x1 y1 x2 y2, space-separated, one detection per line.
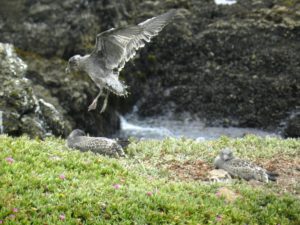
66 9 178 112
214 148 278 182
67 129 125 157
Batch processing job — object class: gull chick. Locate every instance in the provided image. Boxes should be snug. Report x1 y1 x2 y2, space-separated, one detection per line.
214 148 278 183
66 9 178 113
67 129 125 157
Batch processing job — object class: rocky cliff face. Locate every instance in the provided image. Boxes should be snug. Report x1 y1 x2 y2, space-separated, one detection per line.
0 0 129 138
0 0 299 137
0 40 121 138
0 43 68 137
121 0 300 132
0 43 119 138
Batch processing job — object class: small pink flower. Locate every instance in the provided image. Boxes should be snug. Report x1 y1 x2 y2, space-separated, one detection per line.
216 191 221 197
59 214 65 221
59 174 66 180
5 157 14 164
146 191 153 196
9 214 15 219
216 215 222 222
0 220 3 224
113 184 121 189
12 208 18 213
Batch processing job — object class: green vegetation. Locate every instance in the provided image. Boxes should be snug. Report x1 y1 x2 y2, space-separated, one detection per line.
279 0 298 7
0 135 299 224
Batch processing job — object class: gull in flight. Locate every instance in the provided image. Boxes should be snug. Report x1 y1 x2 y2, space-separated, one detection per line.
66 9 178 112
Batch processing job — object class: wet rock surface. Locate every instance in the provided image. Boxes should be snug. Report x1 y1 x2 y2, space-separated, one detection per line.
0 43 119 138
282 110 300 138
0 0 299 137
0 43 67 137
122 0 300 132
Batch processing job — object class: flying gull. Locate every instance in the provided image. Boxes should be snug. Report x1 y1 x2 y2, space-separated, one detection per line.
66 9 178 112
214 148 278 182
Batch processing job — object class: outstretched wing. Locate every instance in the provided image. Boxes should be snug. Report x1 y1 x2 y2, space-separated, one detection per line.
93 9 177 71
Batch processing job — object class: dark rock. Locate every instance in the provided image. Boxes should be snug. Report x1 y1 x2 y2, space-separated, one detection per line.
0 43 119 138
283 111 300 138
0 0 140 58
119 0 300 132
0 43 69 137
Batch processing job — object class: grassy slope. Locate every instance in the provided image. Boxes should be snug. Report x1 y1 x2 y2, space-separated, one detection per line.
0 135 299 224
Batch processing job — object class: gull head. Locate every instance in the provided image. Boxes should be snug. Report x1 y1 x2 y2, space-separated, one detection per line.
68 129 86 138
66 55 82 73
220 148 234 161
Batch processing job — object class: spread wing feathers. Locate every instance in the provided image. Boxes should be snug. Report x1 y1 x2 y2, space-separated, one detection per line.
94 9 177 71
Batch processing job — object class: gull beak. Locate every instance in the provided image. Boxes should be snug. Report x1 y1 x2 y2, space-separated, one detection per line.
223 154 229 161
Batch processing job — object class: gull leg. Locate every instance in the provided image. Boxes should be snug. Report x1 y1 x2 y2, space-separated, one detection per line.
100 93 109 113
88 90 103 111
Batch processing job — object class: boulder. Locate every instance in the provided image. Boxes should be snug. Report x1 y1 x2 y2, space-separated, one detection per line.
0 43 68 137
283 110 300 138
0 43 119 138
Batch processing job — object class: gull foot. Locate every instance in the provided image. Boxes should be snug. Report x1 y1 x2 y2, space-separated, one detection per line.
88 100 97 111
100 104 107 114
100 94 109 114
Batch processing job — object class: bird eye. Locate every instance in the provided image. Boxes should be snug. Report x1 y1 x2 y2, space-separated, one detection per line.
69 58 76 65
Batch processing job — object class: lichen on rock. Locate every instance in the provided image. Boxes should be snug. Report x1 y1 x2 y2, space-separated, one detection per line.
0 43 71 137
0 43 27 78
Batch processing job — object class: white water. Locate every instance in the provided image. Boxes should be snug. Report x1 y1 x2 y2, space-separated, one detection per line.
116 113 277 140
119 116 173 139
214 0 237 5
